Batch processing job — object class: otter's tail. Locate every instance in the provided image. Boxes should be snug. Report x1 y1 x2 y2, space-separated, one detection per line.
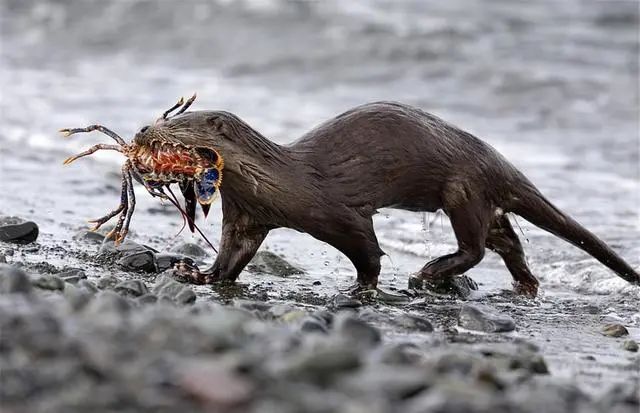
511 184 639 285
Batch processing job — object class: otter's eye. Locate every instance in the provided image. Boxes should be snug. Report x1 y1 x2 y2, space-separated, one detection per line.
139 126 150 134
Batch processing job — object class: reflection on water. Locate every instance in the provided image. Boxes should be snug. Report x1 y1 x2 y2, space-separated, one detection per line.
0 0 638 295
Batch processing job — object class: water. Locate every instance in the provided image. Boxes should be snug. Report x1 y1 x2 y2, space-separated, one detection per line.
1 0 639 390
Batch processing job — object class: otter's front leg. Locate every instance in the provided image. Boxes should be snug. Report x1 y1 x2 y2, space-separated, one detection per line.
174 215 268 285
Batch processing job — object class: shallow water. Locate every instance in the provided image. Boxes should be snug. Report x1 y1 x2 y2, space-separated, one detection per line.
1 0 639 392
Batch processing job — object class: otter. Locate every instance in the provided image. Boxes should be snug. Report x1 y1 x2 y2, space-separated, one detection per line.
133 101 639 297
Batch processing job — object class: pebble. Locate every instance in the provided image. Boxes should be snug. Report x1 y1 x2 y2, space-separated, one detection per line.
153 274 196 305
601 323 629 337
394 313 434 332
155 253 186 272
300 317 329 334
77 279 99 294
409 274 478 298
32 274 65 291
334 314 381 348
458 304 516 333
0 219 39 244
0 264 32 294
247 250 304 277
72 229 105 244
136 293 158 305
58 268 87 284
170 242 209 258
622 339 638 352
114 279 149 297
97 275 119 290
117 250 157 273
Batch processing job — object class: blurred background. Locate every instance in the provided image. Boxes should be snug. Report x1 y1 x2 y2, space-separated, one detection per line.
1 0 638 295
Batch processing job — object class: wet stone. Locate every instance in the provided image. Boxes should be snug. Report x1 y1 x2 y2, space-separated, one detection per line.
77 279 99 294
98 240 152 259
0 219 39 244
170 242 209 258
153 274 196 305
136 293 158 305
300 317 328 334
58 268 87 284
114 279 149 297
334 314 381 348
602 323 629 337
97 275 119 290
458 304 516 333
410 274 478 298
0 264 32 294
32 274 65 291
155 253 186 272
63 283 92 311
117 251 157 273
622 339 638 352
72 229 105 245
394 313 434 332
84 290 132 315
247 250 304 277
331 293 362 309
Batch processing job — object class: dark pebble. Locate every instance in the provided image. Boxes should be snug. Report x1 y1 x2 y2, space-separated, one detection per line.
32 274 65 291
136 293 158 305
247 250 304 277
77 279 99 294
300 317 329 334
117 250 157 273
0 221 39 244
58 268 87 284
63 283 92 310
153 274 196 305
72 230 105 245
114 279 149 297
155 253 186 272
623 339 638 352
334 314 381 348
0 264 32 294
459 304 516 333
97 275 119 290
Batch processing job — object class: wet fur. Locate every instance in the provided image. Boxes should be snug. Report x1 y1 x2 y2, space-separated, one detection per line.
136 102 640 295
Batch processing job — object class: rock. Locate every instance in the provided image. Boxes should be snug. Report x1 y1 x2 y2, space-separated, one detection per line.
404 382 507 413
371 343 425 365
409 273 478 298
339 365 429 401
0 220 39 244
63 283 92 310
32 274 65 291
395 314 434 332
507 380 591 413
331 293 362 309
0 254 6 264
170 242 209 258
280 343 361 384
114 279 149 297
136 293 158 305
334 314 381 348
247 250 304 277
72 229 105 244
0 264 32 294
155 253 186 272
458 304 516 333
117 250 157 273
177 360 254 408
84 290 131 315
58 268 87 284
77 279 99 294
300 317 328 334
97 275 119 290
233 299 272 313
602 323 629 337
98 240 151 259
623 339 638 352
153 274 196 305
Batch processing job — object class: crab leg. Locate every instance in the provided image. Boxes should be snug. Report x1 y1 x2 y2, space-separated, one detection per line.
117 162 137 243
60 125 127 146
106 162 131 242
173 93 197 117
63 144 123 165
87 172 128 230
161 97 185 120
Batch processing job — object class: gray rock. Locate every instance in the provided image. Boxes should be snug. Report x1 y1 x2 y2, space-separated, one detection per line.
409 273 478 298
0 220 39 244
371 342 425 366
170 242 209 258
32 274 65 291
63 283 92 310
334 314 381 348
84 290 132 315
114 279 149 297
247 250 304 277
153 274 196 305
97 275 119 290
602 323 629 337
77 279 99 294
395 313 434 332
280 342 361 384
98 240 151 259
331 293 362 309
0 254 6 264
404 382 507 413
136 293 158 305
155 253 185 272
58 268 87 284
622 339 638 352
300 317 329 334
458 304 516 333
73 229 105 244
233 299 272 313
0 264 32 294
117 250 157 273
339 365 429 400
507 379 591 413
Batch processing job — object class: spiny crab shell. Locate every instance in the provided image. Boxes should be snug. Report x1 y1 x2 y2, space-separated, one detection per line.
130 139 224 205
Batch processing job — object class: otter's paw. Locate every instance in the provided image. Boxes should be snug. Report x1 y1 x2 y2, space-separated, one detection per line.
409 274 478 299
513 280 538 298
171 259 218 285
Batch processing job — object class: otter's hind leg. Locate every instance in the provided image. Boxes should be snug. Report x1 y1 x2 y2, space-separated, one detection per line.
486 214 539 297
412 191 491 290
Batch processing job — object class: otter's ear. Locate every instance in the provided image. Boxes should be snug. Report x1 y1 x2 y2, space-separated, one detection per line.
207 115 224 131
